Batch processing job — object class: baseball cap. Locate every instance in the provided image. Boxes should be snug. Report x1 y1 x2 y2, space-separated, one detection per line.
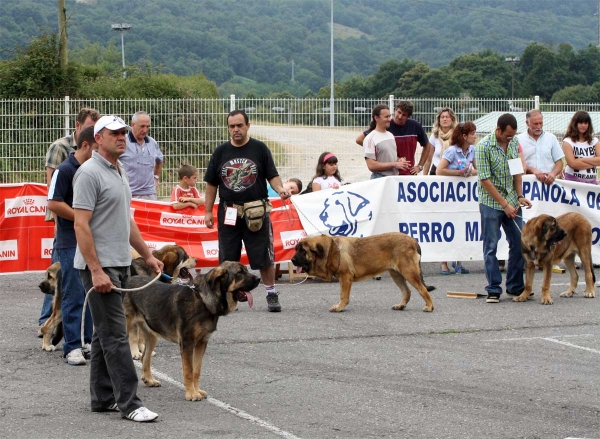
94 115 130 135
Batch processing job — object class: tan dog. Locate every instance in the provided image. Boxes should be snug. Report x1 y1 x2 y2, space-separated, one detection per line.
38 262 63 351
291 232 435 312
124 261 260 401
130 244 197 283
515 212 596 305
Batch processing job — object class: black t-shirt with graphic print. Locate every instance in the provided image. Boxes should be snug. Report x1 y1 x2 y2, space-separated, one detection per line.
204 138 279 202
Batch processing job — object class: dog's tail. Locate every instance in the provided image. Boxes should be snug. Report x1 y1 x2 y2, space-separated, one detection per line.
416 242 436 292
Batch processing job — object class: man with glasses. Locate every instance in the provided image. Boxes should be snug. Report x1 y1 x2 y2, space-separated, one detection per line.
73 115 163 422
356 100 433 175
120 111 164 200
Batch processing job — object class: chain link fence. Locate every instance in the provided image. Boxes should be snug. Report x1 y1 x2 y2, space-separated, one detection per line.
1 96 598 199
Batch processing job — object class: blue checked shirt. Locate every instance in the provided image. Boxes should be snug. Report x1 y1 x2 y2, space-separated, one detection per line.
475 132 520 211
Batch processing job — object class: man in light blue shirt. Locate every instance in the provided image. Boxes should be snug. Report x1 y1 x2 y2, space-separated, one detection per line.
121 111 164 199
517 109 564 185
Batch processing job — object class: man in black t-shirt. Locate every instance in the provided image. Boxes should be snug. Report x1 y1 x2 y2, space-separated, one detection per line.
356 100 433 176
204 110 290 312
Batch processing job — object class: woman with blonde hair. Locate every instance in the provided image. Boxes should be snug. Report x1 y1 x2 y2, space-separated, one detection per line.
423 107 458 175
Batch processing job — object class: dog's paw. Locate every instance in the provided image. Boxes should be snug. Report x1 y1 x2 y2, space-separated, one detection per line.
329 304 345 312
141 376 161 387
422 305 434 312
559 290 575 298
540 296 554 305
185 390 207 401
42 344 56 352
512 293 530 302
392 303 407 310
584 291 596 298
131 350 142 360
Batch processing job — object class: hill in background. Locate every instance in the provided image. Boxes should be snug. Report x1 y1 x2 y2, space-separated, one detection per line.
1 0 598 96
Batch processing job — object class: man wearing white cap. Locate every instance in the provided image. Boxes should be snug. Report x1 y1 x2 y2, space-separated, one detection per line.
73 115 164 422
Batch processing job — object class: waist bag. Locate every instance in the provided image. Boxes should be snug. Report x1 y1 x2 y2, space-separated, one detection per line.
243 199 272 232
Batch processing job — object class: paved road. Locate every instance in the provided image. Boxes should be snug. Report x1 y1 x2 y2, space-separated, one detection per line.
1 262 599 438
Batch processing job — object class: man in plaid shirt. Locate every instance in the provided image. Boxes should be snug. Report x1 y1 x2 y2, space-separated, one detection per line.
475 113 532 303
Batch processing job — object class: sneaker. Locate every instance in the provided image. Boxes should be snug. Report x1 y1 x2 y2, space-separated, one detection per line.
373 276 382 280
64 348 86 366
486 293 500 303
266 293 281 312
92 403 119 413
82 343 91 359
125 407 158 422
506 288 524 296
455 265 470 274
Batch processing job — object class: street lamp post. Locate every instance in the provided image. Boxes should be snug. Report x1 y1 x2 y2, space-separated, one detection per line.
329 0 334 127
111 23 132 78
504 57 520 102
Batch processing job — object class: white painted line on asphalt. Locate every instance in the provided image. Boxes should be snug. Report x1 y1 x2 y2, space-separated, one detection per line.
134 363 302 439
542 338 600 354
484 334 597 342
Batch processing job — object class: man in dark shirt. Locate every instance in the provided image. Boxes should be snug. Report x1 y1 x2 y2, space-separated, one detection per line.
47 126 97 365
356 100 433 175
204 110 290 312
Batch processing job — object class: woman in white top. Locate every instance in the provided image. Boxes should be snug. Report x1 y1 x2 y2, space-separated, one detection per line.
562 110 599 185
424 107 458 176
312 152 342 191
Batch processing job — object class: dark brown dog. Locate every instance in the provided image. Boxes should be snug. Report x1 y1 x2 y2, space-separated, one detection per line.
38 262 64 351
516 212 596 305
124 261 260 401
291 232 435 312
129 244 198 358
130 244 197 283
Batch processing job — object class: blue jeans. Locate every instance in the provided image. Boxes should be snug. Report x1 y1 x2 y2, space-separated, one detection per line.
38 243 58 325
57 247 93 355
370 172 386 179
480 204 525 295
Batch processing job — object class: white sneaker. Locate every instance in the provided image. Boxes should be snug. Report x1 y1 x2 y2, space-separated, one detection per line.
125 407 158 422
64 348 86 366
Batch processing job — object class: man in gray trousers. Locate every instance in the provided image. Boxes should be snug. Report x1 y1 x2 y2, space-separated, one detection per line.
73 115 164 422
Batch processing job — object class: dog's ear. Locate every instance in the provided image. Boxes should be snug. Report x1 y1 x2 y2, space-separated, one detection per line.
315 243 325 259
205 265 228 293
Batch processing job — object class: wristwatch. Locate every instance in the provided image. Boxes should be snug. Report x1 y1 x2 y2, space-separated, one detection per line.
154 175 160 180
517 194 524 199
418 165 424 170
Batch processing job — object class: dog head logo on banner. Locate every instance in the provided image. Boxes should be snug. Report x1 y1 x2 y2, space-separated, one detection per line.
319 190 372 237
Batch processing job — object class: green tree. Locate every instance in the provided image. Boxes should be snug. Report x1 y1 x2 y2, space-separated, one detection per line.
394 62 430 96
0 32 79 98
520 43 570 100
551 83 600 103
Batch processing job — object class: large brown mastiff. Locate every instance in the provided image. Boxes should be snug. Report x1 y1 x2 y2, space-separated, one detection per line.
124 261 260 401
515 212 596 305
291 232 435 312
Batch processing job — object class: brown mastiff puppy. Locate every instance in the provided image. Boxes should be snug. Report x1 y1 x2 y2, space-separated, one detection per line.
516 212 596 305
38 262 64 351
291 232 435 312
124 261 260 401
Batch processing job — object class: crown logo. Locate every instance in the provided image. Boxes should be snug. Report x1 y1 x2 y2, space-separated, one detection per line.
182 215 192 219
23 198 35 205
147 243 157 249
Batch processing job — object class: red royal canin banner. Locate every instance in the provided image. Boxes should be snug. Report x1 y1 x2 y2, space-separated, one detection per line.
0 183 307 274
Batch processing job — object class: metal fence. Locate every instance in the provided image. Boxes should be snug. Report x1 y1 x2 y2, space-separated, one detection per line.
1 96 599 199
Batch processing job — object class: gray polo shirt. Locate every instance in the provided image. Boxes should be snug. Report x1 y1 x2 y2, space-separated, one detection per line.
73 151 133 269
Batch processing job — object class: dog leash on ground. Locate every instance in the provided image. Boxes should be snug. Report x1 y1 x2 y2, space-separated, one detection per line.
80 271 163 350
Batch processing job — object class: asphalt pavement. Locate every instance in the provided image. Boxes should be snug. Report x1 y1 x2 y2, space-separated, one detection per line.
1 261 599 439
